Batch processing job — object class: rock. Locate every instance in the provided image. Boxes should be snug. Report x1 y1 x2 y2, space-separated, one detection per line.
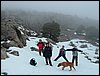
6 49 12 52
94 56 99 59
94 60 99 64
2 42 11 49
69 41 75 46
87 57 91 61
9 41 18 47
9 51 19 56
46 38 56 45
84 55 88 59
13 26 26 48
1 72 8 75
1 46 8 59
91 60 99 64
95 48 99 54
1 40 20 49
1 16 27 48
80 44 88 48
79 41 88 43
30 47 38 52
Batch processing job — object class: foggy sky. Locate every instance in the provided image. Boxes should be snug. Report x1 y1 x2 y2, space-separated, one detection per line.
1 1 99 20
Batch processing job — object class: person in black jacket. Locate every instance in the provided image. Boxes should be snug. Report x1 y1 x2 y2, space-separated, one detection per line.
43 43 53 66
66 45 83 66
54 45 69 62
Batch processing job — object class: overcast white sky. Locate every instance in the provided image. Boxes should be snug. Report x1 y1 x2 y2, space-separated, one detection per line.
1 1 99 20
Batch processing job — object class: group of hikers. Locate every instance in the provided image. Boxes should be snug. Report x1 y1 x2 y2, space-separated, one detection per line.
35 39 83 66
37 39 53 66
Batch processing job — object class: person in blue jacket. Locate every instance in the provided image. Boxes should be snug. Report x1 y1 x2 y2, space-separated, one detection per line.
54 45 69 62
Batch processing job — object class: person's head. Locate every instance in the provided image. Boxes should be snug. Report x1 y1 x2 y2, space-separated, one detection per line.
39 39 42 42
62 45 65 48
46 43 49 46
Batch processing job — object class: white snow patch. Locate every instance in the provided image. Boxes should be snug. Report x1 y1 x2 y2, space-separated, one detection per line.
1 37 99 75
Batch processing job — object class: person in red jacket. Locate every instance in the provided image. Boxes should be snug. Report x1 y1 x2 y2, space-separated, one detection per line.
37 39 45 56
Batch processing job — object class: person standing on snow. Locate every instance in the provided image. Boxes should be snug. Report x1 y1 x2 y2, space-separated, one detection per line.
43 43 53 66
54 45 69 62
37 39 45 56
66 45 83 66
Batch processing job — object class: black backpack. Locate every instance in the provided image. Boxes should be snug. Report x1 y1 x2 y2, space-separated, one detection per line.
30 58 37 66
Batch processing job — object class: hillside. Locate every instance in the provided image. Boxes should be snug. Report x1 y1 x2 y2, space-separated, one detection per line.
1 10 99 33
1 37 99 75
1 2 99 75
1 10 99 46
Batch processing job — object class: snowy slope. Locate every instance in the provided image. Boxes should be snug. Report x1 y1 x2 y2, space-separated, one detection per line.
1 37 99 75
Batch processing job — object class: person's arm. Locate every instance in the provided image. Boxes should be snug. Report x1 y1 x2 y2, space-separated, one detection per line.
75 48 83 52
43 47 45 53
77 49 83 52
50 47 52 55
65 49 73 51
42 42 45 47
37 42 39 46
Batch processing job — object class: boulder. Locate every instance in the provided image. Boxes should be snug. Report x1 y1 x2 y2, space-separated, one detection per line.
84 55 88 59
46 38 56 45
2 42 11 49
1 72 8 75
1 46 8 59
30 47 38 52
95 48 99 54
9 41 18 47
9 51 19 56
80 44 88 48
69 41 75 46
93 56 99 59
6 49 12 52
91 60 99 64
1 16 27 48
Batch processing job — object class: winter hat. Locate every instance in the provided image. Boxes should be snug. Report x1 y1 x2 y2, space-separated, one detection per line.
46 43 49 45
39 39 42 41
62 45 64 47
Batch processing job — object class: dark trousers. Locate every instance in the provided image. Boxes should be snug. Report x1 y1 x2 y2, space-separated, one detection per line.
45 57 52 66
72 56 78 66
54 55 69 62
39 50 43 56
39 51 42 56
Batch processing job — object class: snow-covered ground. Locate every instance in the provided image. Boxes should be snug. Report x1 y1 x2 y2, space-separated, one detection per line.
1 37 99 75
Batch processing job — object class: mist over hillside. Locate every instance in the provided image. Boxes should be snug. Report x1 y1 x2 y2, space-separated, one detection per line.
1 9 99 33
1 2 99 75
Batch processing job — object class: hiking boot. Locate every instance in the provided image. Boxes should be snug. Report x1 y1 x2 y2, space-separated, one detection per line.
54 59 56 61
46 63 48 65
50 64 53 66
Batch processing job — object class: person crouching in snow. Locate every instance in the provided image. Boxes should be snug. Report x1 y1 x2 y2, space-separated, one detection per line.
43 43 53 66
54 45 69 62
30 58 37 66
37 39 45 56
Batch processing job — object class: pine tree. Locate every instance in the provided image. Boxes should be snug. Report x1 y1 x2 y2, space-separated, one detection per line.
42 21 60 42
